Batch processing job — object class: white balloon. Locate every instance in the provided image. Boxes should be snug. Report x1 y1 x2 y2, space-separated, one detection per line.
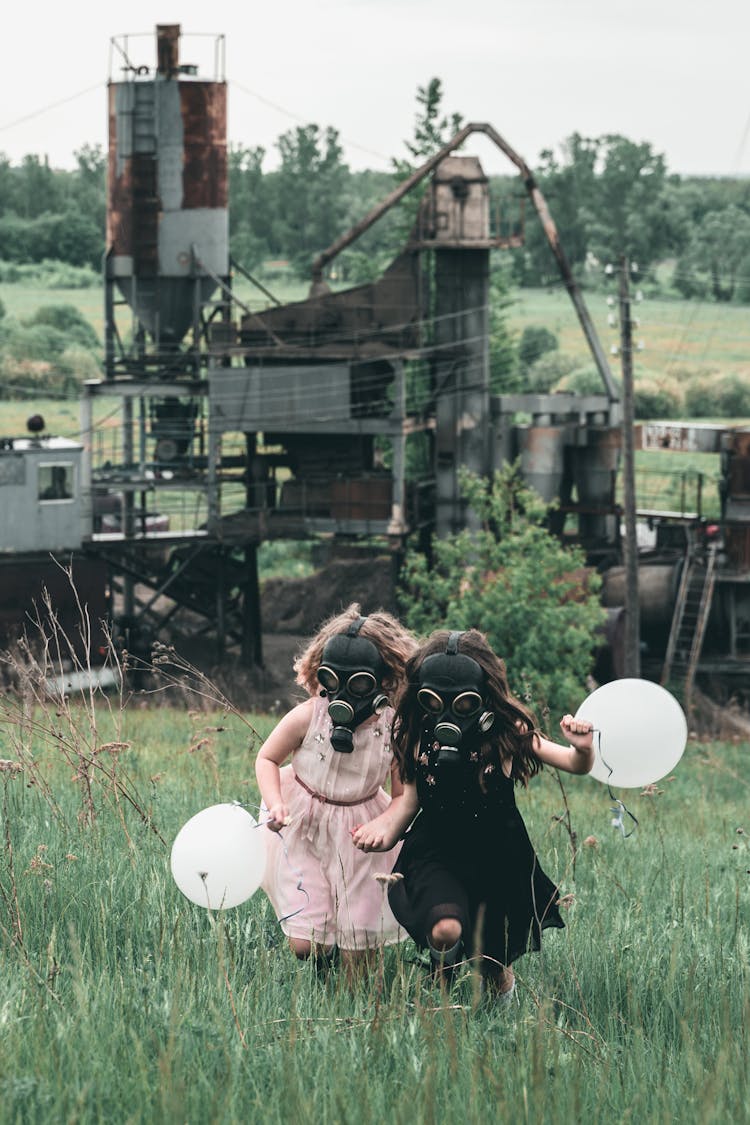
575 678 687 789
170 803 267 909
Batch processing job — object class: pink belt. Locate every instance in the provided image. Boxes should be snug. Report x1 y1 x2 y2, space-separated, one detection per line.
294 772 379 807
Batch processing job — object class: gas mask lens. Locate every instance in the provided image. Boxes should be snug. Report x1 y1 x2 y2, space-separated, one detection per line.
417 688 483 718
317 667 378 698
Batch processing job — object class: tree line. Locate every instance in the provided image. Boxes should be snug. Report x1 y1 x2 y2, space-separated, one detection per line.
1 97 750 300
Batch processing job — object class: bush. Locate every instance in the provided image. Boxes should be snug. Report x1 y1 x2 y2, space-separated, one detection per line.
518 325 558 370
684 372 750 417
57 346 102 387
23 304 100 349
0 258 99 288
398 465 605 721
632 369 684 419
553 364 620 397
525 352 581 393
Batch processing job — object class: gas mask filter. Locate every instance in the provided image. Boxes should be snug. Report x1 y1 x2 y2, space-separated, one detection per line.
417 632 495 767
317 617 388 753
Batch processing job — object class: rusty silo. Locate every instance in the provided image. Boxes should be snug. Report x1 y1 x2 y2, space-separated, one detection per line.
105 24 228 374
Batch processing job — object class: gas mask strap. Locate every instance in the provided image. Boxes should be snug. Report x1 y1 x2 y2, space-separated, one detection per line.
446 631 463 655
347 616 367 637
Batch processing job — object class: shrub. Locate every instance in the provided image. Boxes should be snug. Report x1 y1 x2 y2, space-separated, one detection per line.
58 346 102 387
0 258 99 288
398 464 605 721
525 352 581 393
684 372 750 417
518 324 558 370
632 369 684 419
553 364 620 397
23 304 100 349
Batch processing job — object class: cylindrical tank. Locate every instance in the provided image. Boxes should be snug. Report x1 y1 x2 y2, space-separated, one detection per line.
571 427 621 546
601 561 681 627
517 425 565 503
106 25 228 349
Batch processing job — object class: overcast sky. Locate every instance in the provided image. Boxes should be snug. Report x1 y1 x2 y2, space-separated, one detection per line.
1 0 749 178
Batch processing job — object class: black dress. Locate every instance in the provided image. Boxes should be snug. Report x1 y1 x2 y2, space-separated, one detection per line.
389 748 564 966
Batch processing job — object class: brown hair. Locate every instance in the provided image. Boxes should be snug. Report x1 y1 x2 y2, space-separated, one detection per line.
294 603 417 697
393 628 542 786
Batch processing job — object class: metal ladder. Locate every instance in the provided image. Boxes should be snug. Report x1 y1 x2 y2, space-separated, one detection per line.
661 539 718 711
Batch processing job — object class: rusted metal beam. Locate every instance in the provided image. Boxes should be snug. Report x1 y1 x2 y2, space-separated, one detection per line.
310 121 618 404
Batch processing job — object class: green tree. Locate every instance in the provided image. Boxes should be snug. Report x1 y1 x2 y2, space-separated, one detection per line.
674 205 750 301
389 78 465 248
396 78 463 172
399 465 605 721
271 125 350 275
513 133 685 285
228 144 272 267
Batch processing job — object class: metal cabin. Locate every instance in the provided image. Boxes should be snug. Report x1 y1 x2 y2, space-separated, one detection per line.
0 423 108 661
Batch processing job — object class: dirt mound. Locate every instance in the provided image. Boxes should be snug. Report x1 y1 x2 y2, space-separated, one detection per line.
261 555 398 634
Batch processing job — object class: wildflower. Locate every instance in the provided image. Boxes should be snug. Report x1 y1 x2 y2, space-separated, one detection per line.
27 854 53 875
583 835 598 848
0 759 23 776
373 873 404 887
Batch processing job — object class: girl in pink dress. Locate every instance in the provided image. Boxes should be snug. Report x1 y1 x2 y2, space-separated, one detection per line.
256 604 416 979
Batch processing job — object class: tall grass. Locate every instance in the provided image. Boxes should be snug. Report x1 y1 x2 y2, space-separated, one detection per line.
0 681 747 1123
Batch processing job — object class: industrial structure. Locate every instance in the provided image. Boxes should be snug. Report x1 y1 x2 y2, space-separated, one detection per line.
1 24 748 710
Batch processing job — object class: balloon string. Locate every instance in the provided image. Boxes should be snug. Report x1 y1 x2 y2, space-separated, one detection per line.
235 801 310 924
595 731 639 838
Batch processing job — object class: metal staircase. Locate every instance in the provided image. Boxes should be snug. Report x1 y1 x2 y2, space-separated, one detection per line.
661 539 718 711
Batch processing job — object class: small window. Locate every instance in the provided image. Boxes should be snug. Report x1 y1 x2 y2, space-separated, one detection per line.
38 463 74 502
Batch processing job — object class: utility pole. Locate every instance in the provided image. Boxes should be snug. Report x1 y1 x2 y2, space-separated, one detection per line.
619 256 641 677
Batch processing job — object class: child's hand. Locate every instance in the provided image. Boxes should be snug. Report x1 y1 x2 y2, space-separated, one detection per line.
266 803 290 832
560 714 594 752
351 820 393 853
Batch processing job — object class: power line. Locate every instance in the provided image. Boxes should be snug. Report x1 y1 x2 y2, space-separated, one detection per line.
0 83 103 136
228 80 392 166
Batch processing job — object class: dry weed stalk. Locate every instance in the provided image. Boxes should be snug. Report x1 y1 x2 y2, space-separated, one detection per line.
0 562 164 844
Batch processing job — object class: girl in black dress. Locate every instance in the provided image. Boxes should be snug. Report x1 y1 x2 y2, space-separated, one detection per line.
352 628 594 1003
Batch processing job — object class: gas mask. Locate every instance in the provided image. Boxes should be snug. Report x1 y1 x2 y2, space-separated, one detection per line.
317 617 389 753
417 632 495 767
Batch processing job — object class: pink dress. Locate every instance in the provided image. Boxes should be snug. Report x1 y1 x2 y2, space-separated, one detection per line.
261 696 403 950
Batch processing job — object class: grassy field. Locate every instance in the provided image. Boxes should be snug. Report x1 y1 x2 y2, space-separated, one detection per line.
508 284 750 378
2 278 745 524
0 677 747 1124
2 275 749 378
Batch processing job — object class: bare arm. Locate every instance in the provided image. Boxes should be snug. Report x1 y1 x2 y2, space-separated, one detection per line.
532 714 595 775
255 699 313 831
351 780 419 853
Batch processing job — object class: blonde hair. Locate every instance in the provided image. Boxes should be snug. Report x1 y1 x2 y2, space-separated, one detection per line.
294 603 417 697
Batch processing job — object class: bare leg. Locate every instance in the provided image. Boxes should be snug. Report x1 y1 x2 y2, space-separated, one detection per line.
287 936 336 968
428 918 463 985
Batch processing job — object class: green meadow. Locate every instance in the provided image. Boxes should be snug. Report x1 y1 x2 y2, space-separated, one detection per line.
3 279 745 522
0 688 747 1124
